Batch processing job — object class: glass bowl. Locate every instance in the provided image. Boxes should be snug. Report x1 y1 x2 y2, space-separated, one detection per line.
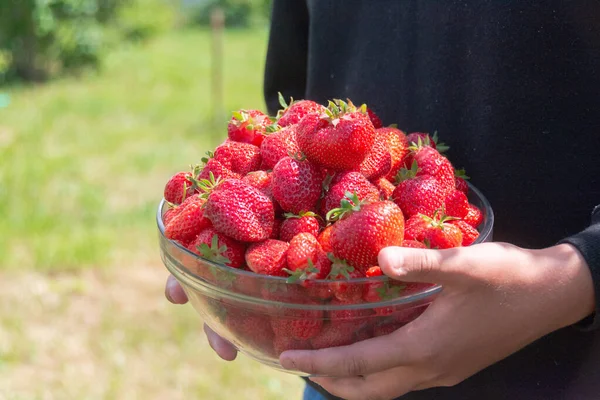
157 183 494 375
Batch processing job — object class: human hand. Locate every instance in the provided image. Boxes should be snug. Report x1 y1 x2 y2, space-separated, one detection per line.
279 242 595 400
165 274 238 361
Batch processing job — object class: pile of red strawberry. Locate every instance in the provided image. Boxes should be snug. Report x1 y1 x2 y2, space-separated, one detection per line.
160 95 485 353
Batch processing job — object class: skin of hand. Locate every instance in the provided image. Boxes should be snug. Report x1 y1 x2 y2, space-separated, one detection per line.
164 242 595 400
278 242 595 400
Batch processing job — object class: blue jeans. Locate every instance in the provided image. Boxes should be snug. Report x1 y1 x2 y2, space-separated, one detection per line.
303 383 326 400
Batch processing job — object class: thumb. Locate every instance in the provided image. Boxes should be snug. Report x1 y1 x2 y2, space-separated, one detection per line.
378 246 468 286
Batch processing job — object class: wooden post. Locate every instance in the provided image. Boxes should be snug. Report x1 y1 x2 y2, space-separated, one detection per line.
210 7 225 127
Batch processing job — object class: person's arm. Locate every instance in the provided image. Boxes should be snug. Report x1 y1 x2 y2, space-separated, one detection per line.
559 204 600 330
263 0 309 115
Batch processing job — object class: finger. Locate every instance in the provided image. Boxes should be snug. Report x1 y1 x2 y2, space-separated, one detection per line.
310 366 420 400
378 246 471 285
204 324 238 361
280 334 416 377
165 274 188 304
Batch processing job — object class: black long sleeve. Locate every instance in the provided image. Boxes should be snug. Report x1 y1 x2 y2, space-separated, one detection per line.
264 1 600 398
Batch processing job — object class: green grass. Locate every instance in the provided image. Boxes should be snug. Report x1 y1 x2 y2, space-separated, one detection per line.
0 28 269 271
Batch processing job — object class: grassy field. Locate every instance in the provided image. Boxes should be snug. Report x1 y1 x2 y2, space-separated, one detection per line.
0 28 304 399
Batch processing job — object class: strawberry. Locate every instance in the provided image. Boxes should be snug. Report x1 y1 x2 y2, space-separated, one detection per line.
197 156 240 182
356 130 392 180
372 176 395 199
225 309 274 353
162 205 181 226
270 307 324 341
227 109 271 146
464 204 483 228
241 170 272 196
204 179 274 242
410 146 455 195
327 256 365 302
366 108 383 129
328 298 374 327
374 322 405 337
444 189 470 218
406 131 448 153
403 214 430 241
365 266 383 277
310 323 356 349
163 169 197 205
454 168 470 194
164 195 212 245
213 140 262 176
272 335 311 355
245 239 289 276
296 100 375 171
259 124 300 170
377 127 409 182
323 171 380 216
279 211 321 242
270 218 283 239
301 278 334 301
421 213 463 249
402 240 428 249
364 280 408 316
329 194 405 272
317 225 334 253
187 227 247 268
276 94 326 127
392 173 446 218
285 233 321 274
272 156 322 214
450 219 480 246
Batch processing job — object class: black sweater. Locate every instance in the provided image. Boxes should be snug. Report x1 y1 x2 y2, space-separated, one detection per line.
263 1 600 399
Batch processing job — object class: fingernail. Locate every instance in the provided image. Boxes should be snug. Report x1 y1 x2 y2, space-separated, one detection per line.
279 353 297 370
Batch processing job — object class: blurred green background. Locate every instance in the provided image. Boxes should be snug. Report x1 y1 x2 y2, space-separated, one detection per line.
0 1 304 398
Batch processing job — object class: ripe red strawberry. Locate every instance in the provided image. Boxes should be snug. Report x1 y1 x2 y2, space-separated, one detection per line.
323 171 380 216
406 131 448 152
392 174 446 218
454 169 470 194
366 108 383 128
227 109 271 146
213 140 262 176
197 157 240 182
272 335 311 355
279 211 321 242
225 309 274 353
204 179 274 242
444 189 469 218
187 227 247 268
272 156 322 214
377 127 409 182
296 100 375 171
241 170 273 197
245 239 289 276
310 323 356 349
164 170 197 205
259 124 300 170
374 322 405 337
421 214 463 249
270 307 324 341
450 219 480 246
411 146 455 195
285 233 320 273
329 195 405 272
365 266 383 277
464 203 484 228
301 278 334 301
328 298 374 331
327 256 365 302
162 205 181 226
402 240 428 249
372 176 395 199
317 225 334 253
164 195 212 245
276 94 326 127
364 280 408 316
357 130 392 180
403 214 430 241
270 218 283 239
